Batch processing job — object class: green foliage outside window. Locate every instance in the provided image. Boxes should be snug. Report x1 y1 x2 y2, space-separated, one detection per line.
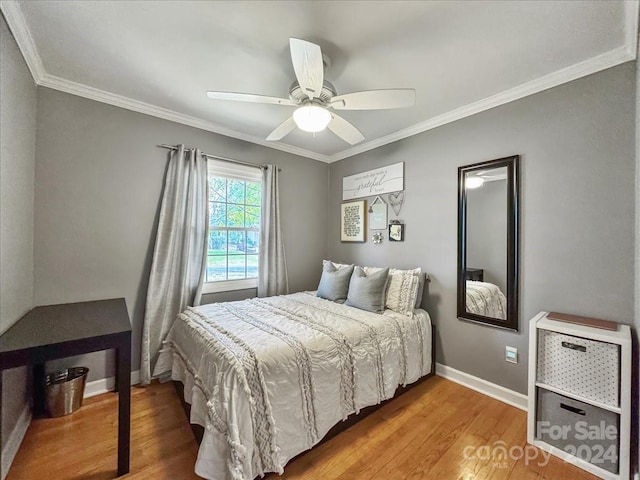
206 175 261 282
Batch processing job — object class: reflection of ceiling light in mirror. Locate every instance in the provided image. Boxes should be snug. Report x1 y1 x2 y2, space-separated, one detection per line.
293 105 331 132
465 176 485 189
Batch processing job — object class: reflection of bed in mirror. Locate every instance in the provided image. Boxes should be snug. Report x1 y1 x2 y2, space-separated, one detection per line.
457 155 519 330
465 280 506 320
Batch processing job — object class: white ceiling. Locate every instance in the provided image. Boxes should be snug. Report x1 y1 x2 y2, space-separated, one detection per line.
2 1 638 163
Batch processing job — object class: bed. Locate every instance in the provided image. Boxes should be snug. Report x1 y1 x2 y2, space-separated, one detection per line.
465 280 507 319
154 290 433 480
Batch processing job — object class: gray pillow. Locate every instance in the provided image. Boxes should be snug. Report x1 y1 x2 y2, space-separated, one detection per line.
317 262 354 302
345 267 389 313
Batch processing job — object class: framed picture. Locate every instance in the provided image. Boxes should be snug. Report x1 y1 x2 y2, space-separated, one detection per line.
343 162 404 200
389 222 404 242
369 196 388 230
341 200 366 242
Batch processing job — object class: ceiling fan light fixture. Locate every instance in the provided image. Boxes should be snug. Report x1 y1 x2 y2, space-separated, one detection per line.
464 176 484 188
293 105 331 133
465 176 485 189
208 38 413 145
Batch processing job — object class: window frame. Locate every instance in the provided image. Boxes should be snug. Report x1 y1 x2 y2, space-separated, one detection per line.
202 160 263 294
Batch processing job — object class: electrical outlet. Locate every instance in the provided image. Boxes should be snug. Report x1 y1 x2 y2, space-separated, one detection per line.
505 346 518 364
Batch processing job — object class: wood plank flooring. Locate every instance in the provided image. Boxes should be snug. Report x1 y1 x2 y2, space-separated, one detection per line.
6 376 598 480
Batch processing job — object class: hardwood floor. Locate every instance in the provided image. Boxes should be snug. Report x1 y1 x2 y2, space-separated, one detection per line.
7 376 598 480
7 381 199 480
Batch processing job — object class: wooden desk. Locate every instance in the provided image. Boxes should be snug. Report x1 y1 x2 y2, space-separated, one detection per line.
0 298 131 477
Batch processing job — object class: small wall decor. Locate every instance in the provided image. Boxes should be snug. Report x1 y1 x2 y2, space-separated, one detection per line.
368 196 388 230
388 191 405 216
342 162 404 200
341 200 366 242
372 232 384 244
389 220 405 242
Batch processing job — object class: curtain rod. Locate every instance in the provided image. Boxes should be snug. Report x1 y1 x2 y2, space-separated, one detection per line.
157 144 275 171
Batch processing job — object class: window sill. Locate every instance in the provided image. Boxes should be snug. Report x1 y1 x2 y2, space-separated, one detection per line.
202 278 258 294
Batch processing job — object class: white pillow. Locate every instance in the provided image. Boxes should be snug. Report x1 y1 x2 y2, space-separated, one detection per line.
394 268 425 308
361 265 385 276
322 259 352 270
386 268 423 316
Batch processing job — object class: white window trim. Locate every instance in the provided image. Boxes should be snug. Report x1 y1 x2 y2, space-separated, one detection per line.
204 159 263 294
202 278 258 294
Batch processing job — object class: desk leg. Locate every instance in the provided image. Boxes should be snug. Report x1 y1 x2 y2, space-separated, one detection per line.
115 334 131 476
0 371 3 480
33 363 46 417
115 346 120 393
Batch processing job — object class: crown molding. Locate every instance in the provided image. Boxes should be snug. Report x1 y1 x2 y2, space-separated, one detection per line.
0 1 329 163
0 0 45 82
625 0 640 58
327 44 636 163
2 0 637 165
37 72 330 163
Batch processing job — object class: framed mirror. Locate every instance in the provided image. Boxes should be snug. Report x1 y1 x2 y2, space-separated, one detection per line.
457 155 520 330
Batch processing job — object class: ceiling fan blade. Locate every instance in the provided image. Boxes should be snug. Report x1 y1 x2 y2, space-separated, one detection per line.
327 112 365 145
289 38 324 100
207 91 297 106
329 89 416 110
266 117 296 141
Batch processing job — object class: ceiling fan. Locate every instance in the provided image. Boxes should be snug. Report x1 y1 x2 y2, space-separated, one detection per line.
206 38 416 145
466 169 508 189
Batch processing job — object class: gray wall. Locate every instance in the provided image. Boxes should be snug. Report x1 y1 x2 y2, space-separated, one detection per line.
328 63 635 395
635 44 640 477
34 88 328 381
0 13 36 469
466 179 507 293
2 16 637 472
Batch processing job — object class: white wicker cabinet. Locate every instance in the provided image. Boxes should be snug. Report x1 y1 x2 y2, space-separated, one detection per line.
527 312 631 480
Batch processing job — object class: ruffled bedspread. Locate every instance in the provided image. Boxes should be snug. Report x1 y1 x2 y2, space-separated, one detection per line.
154 291 432 480
465 280 507 319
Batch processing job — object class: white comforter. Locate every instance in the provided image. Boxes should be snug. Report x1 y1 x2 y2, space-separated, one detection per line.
465 280 507 319
154 291 432 480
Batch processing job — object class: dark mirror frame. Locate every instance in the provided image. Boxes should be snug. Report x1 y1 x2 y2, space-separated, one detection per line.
457 155 520 331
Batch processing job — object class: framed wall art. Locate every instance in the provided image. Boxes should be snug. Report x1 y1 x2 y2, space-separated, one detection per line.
342 162 404 200
368 196 388 230
389 221 405 242
341 200 366 242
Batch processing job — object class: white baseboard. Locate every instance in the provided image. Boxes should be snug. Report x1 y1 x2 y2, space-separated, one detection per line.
1 403 32 480
84 370 140 399
0 371 140 478
436 363 528 411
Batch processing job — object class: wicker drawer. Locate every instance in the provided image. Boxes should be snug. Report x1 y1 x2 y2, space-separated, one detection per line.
536 388 619 474
536 329 619 407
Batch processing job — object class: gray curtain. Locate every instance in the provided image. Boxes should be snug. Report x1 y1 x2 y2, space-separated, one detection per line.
258 165 289 297
140 145 209 385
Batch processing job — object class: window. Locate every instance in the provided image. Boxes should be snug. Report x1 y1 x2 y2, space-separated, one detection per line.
203 160 262 293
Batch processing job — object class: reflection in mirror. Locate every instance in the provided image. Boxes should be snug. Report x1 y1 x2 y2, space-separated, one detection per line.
457 156 519 330
466 166 507 319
